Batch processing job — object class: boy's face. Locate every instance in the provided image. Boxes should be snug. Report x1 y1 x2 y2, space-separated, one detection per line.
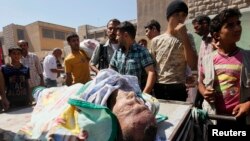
168 11 187 26
145 27 156 40
219 16 242 44
9 50 22 62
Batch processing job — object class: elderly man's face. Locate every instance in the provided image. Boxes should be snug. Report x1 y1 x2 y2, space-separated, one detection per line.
112 90 156 140
55 50 62 59
18 42 29 53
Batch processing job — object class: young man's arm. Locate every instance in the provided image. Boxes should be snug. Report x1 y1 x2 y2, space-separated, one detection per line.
64 59 73 86
232 101 250 118
89 45 101 74
65 73 73 86
143 65 156 94
175 23 198 70
89 65 99 74
198 74 216 103
50 68 65 74
48 56 65 74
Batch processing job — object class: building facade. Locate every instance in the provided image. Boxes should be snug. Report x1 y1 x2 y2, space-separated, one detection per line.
1 0 249 63
77 19 137 43
136 0 250 50
0 21 75 62
188 0 250 19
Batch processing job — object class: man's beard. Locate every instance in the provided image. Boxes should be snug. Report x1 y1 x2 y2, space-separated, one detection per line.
109 34 116 42
118 43 126 52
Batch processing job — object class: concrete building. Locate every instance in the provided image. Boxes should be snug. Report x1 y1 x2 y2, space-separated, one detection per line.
1 0 249 63
78 19 137 43
0 21 75 62
188 0 250 19
136 0 250 50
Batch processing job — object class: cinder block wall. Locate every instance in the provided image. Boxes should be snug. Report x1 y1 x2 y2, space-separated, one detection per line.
188 0 250 18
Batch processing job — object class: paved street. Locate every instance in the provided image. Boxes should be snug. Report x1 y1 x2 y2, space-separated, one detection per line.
0 105 33 140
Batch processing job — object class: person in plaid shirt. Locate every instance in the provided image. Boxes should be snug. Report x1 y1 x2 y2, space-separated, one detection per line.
110 21 156 94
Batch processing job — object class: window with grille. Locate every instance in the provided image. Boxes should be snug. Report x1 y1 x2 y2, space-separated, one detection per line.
42 28 54 38
17 29 25 40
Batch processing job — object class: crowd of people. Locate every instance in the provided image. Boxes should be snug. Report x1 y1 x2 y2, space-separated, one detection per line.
0 0 250 140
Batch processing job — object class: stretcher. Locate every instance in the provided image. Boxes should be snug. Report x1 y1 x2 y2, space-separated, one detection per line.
1 100 193 141
157 100 193 141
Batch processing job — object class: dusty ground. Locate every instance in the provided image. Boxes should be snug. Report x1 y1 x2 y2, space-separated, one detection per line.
0 104 33 141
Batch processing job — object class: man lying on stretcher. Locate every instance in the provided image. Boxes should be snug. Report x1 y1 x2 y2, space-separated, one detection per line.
15 69 164 141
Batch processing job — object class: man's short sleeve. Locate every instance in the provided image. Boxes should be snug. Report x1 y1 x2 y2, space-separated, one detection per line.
109 50 118 71
141 48 154 68
150 38 157 60
64 58 72 73
48 56 57 69
34 54 43 74
90 45 101 66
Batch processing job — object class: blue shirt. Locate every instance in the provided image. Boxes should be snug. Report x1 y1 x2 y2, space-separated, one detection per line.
1 64 30 103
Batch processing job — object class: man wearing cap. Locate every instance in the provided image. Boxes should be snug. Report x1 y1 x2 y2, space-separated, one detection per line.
150 0 198 101
144 19 161 40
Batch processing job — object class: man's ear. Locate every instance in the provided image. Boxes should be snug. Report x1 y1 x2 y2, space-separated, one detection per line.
152 26 156 31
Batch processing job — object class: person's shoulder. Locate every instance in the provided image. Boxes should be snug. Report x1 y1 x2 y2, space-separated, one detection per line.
1 64 8 72
152 33 171 42
187 32 195 39
153 33 164 40
239 48 250 57
28 52 38 57
43 55 53 65
202 50 218 62
239 48 250 53
101 40 108 46
64 53 74 61
80 50 90 59
44 54 53 59
48 54 56 60
1 64 8 68
20 64 29 70
133 44 148 52
187 31 193 36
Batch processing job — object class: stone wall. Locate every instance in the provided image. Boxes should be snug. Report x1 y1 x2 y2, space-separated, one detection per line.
188 0 250 18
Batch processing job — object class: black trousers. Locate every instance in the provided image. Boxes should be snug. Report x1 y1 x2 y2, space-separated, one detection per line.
154 83 187 101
